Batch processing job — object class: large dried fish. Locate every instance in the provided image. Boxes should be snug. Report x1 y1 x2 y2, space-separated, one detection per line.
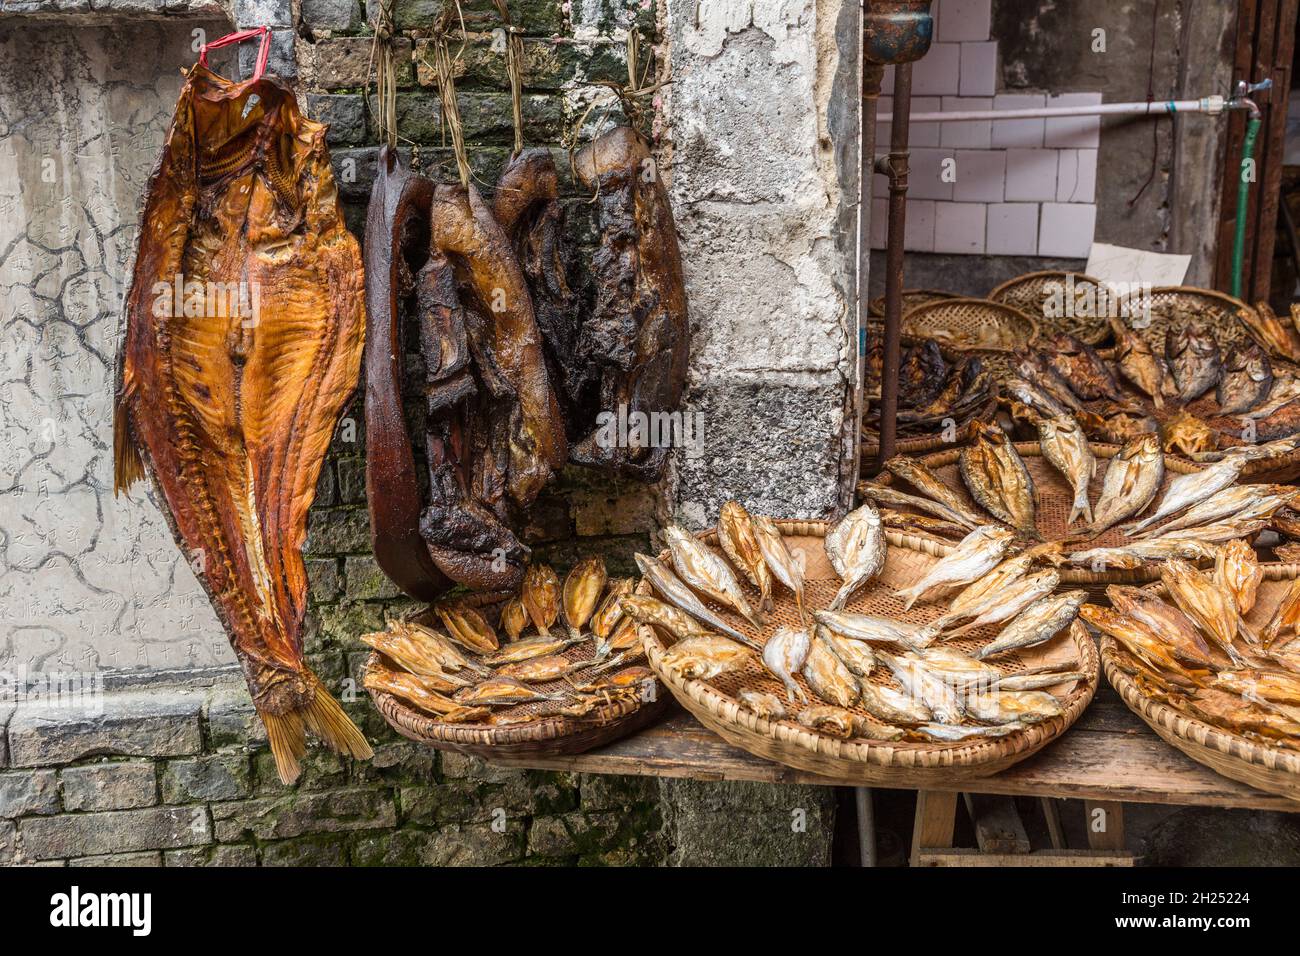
1083 433 1164 536
1002 375 1073 420
1105 585 1217 669
824 501 887 610
1038 415 1096 525
975 590 1086 660
1080 604 1210 686
752 515 807 610
363 662 486 721
1124 457 1246 535
1167 325 1222 402
718 501 774 613
113 63 372 783
859 483 979 531
1110 317 1173 408
964 690 1064 725
658 635 755 681
762 627 812 702
813 609 938 650
936 569 1061 638
522 563 562 638
1217 340 1274 415
663 525 763 628
1016 351 1086 412
562 556 607 639
876 651 963 723
1045 333 1124 402
802 638 860 708
1068 537 1220 571
959 422 1038 537
634 553 756 647
884 457 986 527
1160 560 1248 665
894 525 1016 610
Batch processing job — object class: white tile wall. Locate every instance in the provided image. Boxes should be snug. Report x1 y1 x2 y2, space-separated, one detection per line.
866 0 1101 257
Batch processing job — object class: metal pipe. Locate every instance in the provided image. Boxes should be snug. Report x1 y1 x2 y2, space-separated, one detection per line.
876 61 912 466
853 63 883 496
879 95 1233 123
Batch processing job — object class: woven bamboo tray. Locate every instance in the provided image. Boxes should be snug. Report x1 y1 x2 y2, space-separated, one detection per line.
366 593 669 759
902 298 1040 353
868 288 959 318
640 522 1099 785
873 442 1210 589
988 271 1112 345
1117 286 1257 352
860 394 998 464
1100 567 1300 802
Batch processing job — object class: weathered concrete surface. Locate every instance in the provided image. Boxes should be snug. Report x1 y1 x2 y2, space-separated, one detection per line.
659 778 835 866
1141 807 1300 867
665 0 855 525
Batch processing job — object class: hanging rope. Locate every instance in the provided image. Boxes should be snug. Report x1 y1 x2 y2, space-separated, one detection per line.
493 0 526 157
369 0 399 151
431 10 471 188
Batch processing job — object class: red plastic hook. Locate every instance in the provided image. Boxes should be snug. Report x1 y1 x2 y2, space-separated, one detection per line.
198 25 272 80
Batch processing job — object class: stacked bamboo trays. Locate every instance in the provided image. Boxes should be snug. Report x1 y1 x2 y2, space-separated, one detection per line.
639 522 1099 784
367 594 669 760
871 442 1207 591
1101 569 1300 802
859 395 998 465
901 298 1039 353
988 270 1112 345
868 288 959 317
1118 286 1257 351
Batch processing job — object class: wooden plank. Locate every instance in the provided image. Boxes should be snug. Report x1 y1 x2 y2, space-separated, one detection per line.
963 794 1031 854
1085 800 1126 851
914 849 1135 867
1251 0 1298 302
486 707 1300 810
910 790 959 866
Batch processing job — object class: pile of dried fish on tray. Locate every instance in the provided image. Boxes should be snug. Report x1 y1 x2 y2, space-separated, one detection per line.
1004 312 1300 481
1089 552 1300 801
362 559 667 758
862 423 1300 587
635 503 1098 784
861 336 995 458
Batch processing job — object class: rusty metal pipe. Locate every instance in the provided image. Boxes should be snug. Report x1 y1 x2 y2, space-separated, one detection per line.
876 61 912 466
852 63 884 496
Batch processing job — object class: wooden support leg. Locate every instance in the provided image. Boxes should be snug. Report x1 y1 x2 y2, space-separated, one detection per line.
910 790 959 866
1084 800 1126 851
1040 797 1066 850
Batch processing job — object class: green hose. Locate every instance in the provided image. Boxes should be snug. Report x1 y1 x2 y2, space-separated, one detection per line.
1231 116 1263 299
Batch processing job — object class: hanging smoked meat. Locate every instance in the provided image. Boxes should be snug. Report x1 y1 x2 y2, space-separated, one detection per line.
363 150 567 599
113 56 372 783
569 126 689 480
492 148 585 427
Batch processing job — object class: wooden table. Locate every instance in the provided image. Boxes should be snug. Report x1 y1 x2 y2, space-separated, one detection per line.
490 682 1300 864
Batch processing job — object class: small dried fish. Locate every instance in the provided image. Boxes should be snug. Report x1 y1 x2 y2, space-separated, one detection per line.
1110 316 1174 408
895 525 1016 610
1167 325 1222 402
975 590 1086 660
1217 340 1274 415
363 662 465 716
572 665 655 693
1080 604 1209 684
1157 517 1269 544
663 524 763 628
796 705 859 739
1161 410 1219 457
1262 577 1300 650
1016 351 1086 412
964 690 1064 725
993 670 1088 692
635 553 756 647
752 515 808 610
802 638 860 708
1124 457 1246 535
1255 395 1300 441
500 597 529 642
914 722 1023 742
435 603 500 654
858 680 931 726
824 500 887 610
762 626 812 702
876 650 963 723
818 626 877 678
858 483 979 531
813 609 938 649
483 634 584 666
738 690 787 721
1105 584 1217 669
884 456 987 528
879 508 970 539
521 563 561 638
936 569 1061 638
1084 434 1164 536
718 501 774 613
658 634 756 681
1002 374 1073 419
454 677 564 707
360 623 483 680
590 578 635 642
618 594 711 644
1068 538 1220 570
1241 300 1300 362
947 543 1061 614
959 421 1038 537
497 654 592 683
1038 415 1095 525
1045 333 1124 402
1160 560 1248 665
1190 435 1300 463
1245 376 1300 419
561 556 607 639
909 646 1002 686
1133 483 1294 538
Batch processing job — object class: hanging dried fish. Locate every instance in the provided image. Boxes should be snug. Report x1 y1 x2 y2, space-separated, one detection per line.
113 52 371 783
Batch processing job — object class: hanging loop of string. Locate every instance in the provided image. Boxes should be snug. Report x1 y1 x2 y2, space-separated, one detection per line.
431 10 472 189
493 0 527 157
369 0 399 151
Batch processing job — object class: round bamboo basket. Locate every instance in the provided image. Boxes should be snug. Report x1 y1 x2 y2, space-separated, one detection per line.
366 592 669 759
902 298 1040 353
988 270 1112 345
860 394 998 464
1118 286 1257 351
1100 567 1300 802
868 288 960 318
640 522 1099 785
872 442 1209 590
